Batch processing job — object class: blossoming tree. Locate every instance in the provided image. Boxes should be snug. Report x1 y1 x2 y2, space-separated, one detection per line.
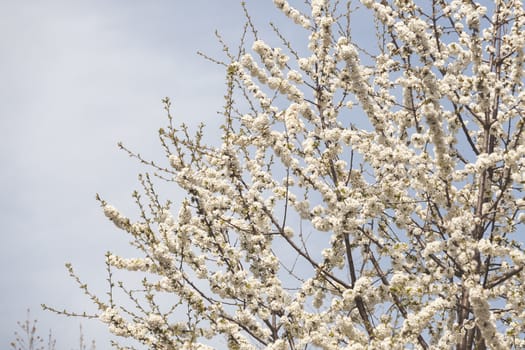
50 0 525 348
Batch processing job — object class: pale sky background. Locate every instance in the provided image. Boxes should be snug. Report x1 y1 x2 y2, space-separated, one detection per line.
0 0 265 347
0 1 376 348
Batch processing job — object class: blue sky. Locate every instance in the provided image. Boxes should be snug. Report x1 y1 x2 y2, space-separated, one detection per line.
0 0 268 347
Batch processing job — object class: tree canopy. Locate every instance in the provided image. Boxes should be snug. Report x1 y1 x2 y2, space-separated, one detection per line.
50 0 525 349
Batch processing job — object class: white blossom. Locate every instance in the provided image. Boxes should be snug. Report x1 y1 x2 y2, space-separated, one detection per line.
62 1 525 349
